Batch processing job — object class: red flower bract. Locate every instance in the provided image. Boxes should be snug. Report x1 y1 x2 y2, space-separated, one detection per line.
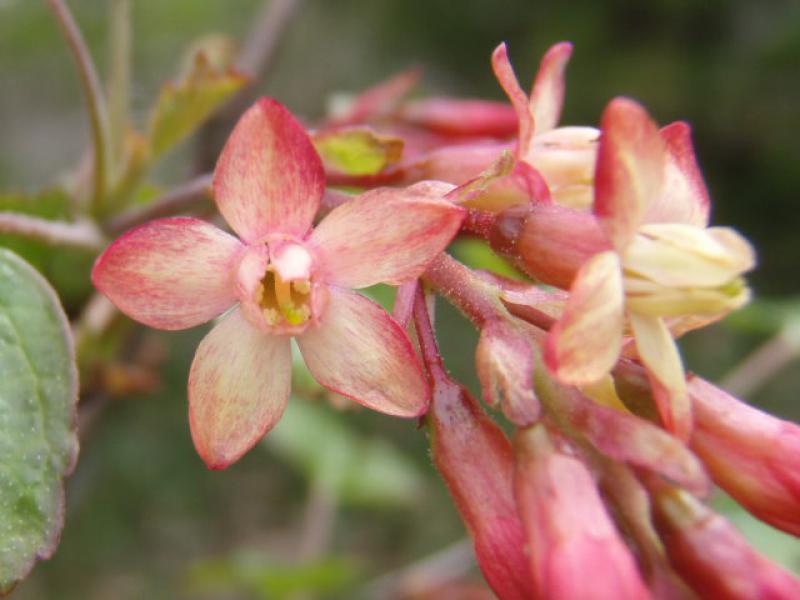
92 98 464 469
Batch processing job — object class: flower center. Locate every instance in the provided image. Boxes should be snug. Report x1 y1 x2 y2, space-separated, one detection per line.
256 269 312 326
236 239 323 335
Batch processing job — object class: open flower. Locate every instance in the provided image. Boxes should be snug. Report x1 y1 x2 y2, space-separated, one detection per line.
545 97 754 440
491 42 599 209
92 98 464 468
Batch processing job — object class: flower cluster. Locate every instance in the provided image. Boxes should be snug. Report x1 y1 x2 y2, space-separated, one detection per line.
93 42 800 599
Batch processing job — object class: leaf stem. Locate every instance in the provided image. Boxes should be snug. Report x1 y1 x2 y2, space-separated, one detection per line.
47 0 111 213
107 0 131 174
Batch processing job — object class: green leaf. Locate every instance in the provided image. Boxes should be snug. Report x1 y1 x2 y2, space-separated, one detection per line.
450 238 526 281
264 399 424 509
0 249 79 593
147 51 248 160
184 552 359 600
312 127 404 176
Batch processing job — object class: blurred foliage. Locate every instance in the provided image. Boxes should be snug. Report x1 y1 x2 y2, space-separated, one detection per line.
0 0 798 597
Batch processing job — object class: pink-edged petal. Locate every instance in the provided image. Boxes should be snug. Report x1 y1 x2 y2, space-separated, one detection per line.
297 287 429 417
213 98 324 242
646 122 710 227
309 187 464 289
399 98 519 138
92 217 242 330
188 308 291 469
491 43 534 158
529 42 573 133
327 68 421 126
629 312 692 441
545 251 625 384
594 97 666 249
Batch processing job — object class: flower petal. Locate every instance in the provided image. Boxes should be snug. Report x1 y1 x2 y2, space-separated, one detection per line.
545 251 625 384
529 42 573 133
399 98 519 138
629 312 692 441
491 43 534 158
297 288 428 417
594 97 665 249
645 122 710 226
92 217 242 330
188 309 291 469
309 187 464 288
213 98 324 242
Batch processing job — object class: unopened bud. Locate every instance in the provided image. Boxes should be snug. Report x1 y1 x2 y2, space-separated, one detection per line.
490 203 611 289
475 319 539 426
652 486 800 599
428 374 533 600
689 376 800 536
513 425 650 600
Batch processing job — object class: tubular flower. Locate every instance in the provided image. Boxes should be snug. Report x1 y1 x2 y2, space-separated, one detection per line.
92 98 464 469
491 42 599 209
513 425 650 600
545 97 755 440
689 376 800 536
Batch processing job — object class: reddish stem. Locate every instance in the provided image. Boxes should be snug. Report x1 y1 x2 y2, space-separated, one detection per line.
422 253 505 326
412 286 447 383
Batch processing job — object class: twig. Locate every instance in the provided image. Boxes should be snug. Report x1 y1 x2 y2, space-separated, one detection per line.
0 212 105 250
720 323 800 398
47 0 111 212
295 477 338 562
104 173 212 234
359 538 476 599
236 0 303 78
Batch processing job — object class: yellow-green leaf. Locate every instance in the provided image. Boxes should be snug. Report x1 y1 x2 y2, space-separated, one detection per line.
312 128 403 176
147 51 248 160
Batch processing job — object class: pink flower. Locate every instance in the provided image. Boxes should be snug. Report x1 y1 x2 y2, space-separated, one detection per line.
544 97 754 440
491 42 599 209
92 98 464 469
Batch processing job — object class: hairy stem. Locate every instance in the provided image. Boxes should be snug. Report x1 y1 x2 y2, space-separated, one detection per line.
47 0 111 212
422 253 507 326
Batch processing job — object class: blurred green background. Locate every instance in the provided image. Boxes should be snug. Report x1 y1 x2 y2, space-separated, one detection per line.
1 1 798 598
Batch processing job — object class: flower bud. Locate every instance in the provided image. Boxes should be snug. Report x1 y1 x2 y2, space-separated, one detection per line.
489 203 611 289
689 376 800 536
652 486 800 599
513 425 650 600
475 319 539 426
428 374 533 600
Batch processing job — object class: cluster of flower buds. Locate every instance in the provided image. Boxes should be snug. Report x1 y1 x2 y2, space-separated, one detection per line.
92 38 799 599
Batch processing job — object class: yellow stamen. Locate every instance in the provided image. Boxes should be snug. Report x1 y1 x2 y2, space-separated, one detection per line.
292 280 311 295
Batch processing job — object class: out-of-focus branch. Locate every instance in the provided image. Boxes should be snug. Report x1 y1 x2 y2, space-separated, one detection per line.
47 0 111 212
721 322 800 398
360 538 476 599
0 212 105 250
104 173 213 234
236 0 303 79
